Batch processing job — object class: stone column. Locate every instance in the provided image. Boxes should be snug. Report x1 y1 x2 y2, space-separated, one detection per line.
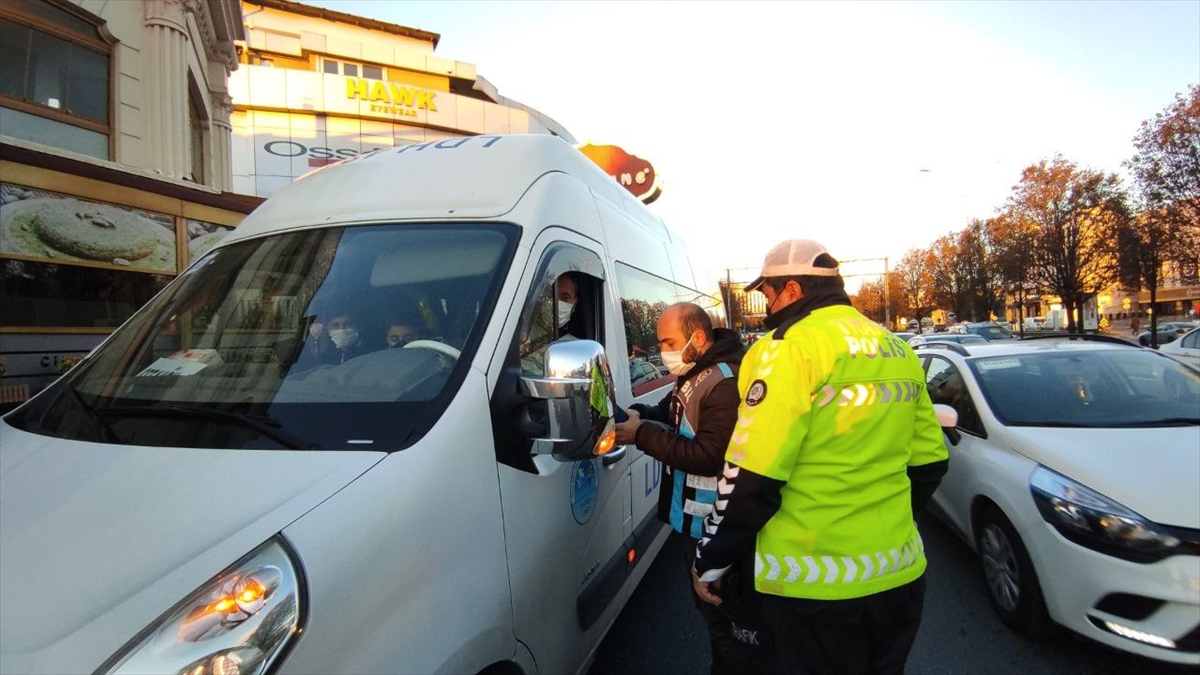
209 92 234 191
143 0 191 179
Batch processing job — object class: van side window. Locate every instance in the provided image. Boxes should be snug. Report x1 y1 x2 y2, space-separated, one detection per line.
614 263 714 394
925 357 985 437
517 244 605 375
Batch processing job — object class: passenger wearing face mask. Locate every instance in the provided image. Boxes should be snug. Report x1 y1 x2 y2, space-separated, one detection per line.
613 302 746 674
321 310 371 364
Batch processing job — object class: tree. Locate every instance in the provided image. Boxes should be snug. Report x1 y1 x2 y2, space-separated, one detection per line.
1119 85 1200 346
896 247 935 325
988 212 1040 335
928 232 973 320
851 278 885 322
960 219 1005 322
1006 157 1128 333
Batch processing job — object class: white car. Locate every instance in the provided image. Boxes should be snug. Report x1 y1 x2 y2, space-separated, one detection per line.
915 336 1200 664
1159 327 1200 370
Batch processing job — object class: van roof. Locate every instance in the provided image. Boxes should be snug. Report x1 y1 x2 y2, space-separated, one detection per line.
224 134 668 245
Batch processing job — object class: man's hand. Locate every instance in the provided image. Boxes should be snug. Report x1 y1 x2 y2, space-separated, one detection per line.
692 569 723 606
614 413 641 445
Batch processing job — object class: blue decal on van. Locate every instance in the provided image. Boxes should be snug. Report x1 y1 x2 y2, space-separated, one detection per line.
571 459 599 524
644 458 661 497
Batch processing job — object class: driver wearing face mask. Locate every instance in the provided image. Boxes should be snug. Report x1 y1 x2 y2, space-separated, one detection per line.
555 272 581 339
612 302 747 672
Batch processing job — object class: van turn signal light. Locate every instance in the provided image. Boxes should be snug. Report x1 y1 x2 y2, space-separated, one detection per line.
595 429 616 455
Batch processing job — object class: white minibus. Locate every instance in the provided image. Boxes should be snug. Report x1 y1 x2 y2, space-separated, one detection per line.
0 135 709 675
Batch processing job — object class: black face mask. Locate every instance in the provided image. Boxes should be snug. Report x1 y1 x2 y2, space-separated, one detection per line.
765 287 788 318
388 339 413 349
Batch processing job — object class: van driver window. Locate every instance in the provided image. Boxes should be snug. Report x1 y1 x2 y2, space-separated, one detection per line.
518 249 604 376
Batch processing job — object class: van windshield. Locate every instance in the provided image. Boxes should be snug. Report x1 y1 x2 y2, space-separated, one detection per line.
8 224 516 450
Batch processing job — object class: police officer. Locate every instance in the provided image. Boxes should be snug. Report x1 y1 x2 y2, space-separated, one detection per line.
691 239 949 674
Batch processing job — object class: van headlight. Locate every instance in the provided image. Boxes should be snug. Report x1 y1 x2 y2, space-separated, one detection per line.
104 539 304 675
1030 467 1182 563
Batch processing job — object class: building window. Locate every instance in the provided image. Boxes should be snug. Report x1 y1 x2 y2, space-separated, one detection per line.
322 58 384 81
0 0 114 159
187 78 207 185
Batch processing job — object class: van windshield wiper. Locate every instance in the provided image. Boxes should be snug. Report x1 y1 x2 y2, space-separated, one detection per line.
96 404 315 450
65 386 120 443
1108 418 1200 428
1009 421 1093 428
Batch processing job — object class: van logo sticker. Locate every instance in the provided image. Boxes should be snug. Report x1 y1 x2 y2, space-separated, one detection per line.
746 380 767 407
571 459 599 524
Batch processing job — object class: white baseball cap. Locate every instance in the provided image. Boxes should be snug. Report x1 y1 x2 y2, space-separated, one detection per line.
745 239 840 293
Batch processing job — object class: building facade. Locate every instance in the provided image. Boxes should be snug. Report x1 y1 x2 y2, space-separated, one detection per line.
1 0 255 404
229 0 574 198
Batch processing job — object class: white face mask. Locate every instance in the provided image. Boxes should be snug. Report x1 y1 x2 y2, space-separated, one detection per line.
661 335 696 376
329 327 359 350
557 302 575 328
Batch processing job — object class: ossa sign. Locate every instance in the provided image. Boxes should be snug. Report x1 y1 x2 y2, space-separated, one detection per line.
264 140 360 167
345 78 437 118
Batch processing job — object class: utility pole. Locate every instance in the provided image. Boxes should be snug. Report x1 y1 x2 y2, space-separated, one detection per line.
725 268 734 330
841 256 892 327
883 256 890 330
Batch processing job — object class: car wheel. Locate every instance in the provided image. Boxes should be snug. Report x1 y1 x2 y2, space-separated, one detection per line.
976 506 1049 635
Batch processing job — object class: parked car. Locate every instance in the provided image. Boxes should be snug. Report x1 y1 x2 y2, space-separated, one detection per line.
1138 322 1199 347
915 336 1199 664
908 334 988 347
949 321 1016 341
893 331 917 343
630 358 668 390
1159 327 1200 370
1022 316 1046 331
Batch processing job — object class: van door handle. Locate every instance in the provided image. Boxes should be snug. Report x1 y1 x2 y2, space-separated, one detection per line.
602 445 627 468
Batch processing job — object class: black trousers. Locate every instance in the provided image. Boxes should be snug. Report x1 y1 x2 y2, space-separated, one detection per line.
681 534 751 675
715 554 927 675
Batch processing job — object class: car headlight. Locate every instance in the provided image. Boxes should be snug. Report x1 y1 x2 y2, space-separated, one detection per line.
1030 467 1184 563
103 539 304 675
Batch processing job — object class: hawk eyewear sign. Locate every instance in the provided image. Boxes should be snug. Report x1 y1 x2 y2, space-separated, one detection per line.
345 77 437 118
577 143 661 204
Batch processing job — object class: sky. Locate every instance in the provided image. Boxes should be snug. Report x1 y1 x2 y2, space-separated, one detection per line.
306 0 1199 292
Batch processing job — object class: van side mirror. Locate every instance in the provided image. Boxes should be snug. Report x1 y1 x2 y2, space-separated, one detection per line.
933 403 962 446
519 339 618 462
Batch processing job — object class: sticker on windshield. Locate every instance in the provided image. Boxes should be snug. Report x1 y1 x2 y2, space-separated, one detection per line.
136 349 223 377
570 459 599 525
976 357 1021 371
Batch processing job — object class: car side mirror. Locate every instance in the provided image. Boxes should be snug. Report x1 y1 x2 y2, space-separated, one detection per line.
519 339 618 462
933 403 962 446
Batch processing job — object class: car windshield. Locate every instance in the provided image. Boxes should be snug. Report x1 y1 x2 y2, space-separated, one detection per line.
8 224 516 450
969 349 1200 428
972 325 1012 340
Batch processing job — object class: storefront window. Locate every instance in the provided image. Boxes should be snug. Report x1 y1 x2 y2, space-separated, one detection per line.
0 259 171 328
0 1 113 158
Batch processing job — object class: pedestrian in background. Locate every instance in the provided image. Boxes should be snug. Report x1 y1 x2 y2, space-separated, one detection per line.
692 239 949 674
615 303 746 674
1131 314 1141 336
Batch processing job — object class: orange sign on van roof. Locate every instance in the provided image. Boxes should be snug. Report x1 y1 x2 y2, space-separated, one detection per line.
577 143 661 204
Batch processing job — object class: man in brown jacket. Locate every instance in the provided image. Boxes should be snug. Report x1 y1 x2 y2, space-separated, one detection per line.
615 302 745 674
